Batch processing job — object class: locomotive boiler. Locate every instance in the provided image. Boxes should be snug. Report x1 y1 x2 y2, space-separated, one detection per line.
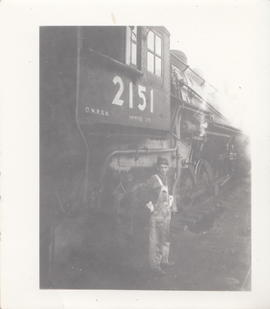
40 26 240 286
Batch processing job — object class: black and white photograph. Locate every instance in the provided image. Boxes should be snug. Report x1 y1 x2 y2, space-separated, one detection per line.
40 25 251 290
1 1 270 308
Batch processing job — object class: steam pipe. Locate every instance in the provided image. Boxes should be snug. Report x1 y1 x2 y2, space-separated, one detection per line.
97 146 178 209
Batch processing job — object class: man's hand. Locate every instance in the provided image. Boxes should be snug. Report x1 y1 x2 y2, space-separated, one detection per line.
169 195 174 207
146 201 154 212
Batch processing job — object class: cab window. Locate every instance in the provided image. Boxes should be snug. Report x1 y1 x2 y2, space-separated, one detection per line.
147 30 162 77
126 26 139 67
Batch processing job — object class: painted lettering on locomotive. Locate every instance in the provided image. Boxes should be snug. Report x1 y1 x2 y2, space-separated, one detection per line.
40 26 241 287
77 26 170 130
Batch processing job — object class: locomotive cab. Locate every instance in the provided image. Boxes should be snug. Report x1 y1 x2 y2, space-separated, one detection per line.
78 26 171 132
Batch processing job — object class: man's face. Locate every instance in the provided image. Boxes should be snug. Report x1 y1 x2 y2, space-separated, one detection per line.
158 164 169 176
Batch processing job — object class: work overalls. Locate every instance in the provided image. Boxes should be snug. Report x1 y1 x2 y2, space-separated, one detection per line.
148 175 173 270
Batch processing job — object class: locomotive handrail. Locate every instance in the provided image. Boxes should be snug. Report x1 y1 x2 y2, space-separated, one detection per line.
76 28 90 203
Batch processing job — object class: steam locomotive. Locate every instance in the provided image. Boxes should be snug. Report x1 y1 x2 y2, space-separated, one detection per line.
40 26 241 286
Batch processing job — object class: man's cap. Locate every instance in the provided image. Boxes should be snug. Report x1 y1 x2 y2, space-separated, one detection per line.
157 157 169 166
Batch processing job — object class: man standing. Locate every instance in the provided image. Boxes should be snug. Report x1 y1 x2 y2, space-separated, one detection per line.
145 157 177 274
